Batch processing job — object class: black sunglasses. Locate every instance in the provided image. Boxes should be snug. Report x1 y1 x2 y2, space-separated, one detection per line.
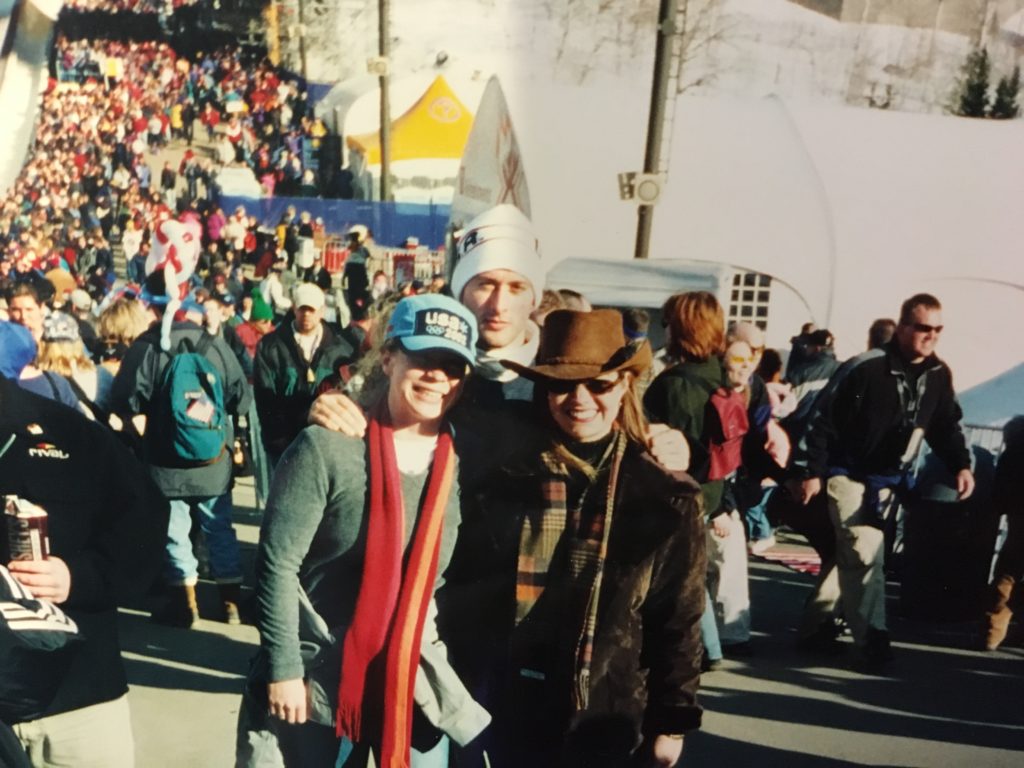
545 377 622 396
912 323 944 334
404 350 469 379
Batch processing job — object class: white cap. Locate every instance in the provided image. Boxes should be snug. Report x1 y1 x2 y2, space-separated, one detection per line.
293 283 325 310
69 289 93 311
450 204 545 303
346 224 369 243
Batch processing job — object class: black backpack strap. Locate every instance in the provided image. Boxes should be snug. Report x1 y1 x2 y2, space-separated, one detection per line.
64 375 106 423
41 371 62 400
193 332 215 358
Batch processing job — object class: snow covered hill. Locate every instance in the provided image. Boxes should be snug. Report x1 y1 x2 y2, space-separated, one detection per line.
303 0 1022 116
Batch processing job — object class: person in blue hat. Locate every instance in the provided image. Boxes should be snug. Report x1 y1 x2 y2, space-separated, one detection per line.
238 293 490 768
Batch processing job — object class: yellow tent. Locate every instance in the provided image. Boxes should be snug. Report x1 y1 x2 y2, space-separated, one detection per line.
346 76 475 165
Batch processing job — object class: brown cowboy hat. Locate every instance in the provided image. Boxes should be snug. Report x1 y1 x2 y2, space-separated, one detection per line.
502 309 652 381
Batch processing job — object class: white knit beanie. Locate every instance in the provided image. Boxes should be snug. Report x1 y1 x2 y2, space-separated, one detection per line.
451 204 546 303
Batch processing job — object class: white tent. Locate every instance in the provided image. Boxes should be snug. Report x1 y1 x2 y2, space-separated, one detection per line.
315 65 489 167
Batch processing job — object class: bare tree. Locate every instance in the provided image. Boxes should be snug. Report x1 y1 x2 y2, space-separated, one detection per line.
674 0 732 95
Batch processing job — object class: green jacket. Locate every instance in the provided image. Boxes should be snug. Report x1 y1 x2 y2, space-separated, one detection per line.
643 357 727 516
253 322 358 454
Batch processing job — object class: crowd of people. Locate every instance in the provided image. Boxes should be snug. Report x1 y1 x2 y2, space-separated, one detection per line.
0 14 1017 768
1 168 1018 768
54 37 334 199
64 0 199 12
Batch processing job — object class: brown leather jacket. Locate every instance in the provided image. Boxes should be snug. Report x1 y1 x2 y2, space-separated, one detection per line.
438 439 706 767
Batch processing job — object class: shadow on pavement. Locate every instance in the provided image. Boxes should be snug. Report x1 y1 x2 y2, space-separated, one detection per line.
118 604 257 691
123 656 245 696
701 674 1024 752
684 731 895 767
707 560 1024 754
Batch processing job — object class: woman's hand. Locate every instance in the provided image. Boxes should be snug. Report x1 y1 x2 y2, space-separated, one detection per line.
638 734 684 766
8 556 71 603
267 678 309 724
711 515 731 538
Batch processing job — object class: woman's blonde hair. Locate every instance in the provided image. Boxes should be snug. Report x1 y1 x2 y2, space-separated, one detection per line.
346 295 404 406
616 375 649 447
36 339 94 377
98 297 149 348
663 291 725 362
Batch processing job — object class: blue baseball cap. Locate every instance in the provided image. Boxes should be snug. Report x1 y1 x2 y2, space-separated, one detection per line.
0 321 37 380
385 294 478 367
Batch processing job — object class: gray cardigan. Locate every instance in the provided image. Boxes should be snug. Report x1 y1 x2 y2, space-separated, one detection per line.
255 425 489 744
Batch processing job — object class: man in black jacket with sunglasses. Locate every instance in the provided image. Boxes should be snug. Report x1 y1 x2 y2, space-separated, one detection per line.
794 293 974 664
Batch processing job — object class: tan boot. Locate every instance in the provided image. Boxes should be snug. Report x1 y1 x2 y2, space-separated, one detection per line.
153 584 200 629
984 575 1015 651
219 583 242 626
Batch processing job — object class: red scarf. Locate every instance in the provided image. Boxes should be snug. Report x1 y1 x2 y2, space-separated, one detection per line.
335 404 456 768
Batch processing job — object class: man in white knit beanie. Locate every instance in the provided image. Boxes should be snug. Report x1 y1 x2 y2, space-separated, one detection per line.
448 204 546 385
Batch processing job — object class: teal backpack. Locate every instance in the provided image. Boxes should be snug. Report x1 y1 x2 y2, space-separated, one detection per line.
153 334 227 465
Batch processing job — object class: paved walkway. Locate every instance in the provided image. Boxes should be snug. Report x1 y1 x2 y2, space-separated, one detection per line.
120 478 1024 767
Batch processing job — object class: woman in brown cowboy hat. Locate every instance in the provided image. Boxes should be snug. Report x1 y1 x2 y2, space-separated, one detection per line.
440 308 706 768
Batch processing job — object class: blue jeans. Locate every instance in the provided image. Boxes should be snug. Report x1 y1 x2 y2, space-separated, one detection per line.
701 588 723 661
165 494 242 585
236 713 450 768
744 486 776 542
337 736 449 767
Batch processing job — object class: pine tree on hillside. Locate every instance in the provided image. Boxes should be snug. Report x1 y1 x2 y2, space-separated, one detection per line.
991 66 1021 120
954 47 991 118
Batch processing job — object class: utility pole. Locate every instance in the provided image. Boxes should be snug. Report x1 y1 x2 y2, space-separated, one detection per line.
299 0 309 82
378 0 392 201
633 0 680 260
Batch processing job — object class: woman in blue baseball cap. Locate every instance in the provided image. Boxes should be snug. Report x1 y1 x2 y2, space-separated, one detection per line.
238 294 490 768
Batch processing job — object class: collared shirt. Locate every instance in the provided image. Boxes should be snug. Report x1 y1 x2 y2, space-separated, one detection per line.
292 322 323 364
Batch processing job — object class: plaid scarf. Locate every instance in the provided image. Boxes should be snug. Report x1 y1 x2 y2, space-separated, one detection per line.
335 402 456 768
515 429 627 710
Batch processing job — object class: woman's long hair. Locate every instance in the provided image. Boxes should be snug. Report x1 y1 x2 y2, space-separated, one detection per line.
36 339 94 377
346 294 403 407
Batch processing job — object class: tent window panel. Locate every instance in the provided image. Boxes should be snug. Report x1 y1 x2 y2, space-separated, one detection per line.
758 274 771 287
733 274 742 286
741 305 753 317
758 291 769 302
756 306 768 318
732 290 739 302
743 273 757 287
743 290 754 302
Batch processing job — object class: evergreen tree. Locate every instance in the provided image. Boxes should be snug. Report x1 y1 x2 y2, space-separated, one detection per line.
954 47 991 118
991 66 1021 120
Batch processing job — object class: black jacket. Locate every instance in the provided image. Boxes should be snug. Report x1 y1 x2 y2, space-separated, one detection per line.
254 322 358 454
0 378 168 720
796 342 970 479
110 320 251 498
782 347 840 443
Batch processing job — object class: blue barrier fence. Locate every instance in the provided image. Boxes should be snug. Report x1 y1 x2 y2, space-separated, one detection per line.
220 196 451 249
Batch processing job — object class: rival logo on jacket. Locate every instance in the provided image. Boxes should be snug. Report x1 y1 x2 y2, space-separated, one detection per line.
27 443 70 460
